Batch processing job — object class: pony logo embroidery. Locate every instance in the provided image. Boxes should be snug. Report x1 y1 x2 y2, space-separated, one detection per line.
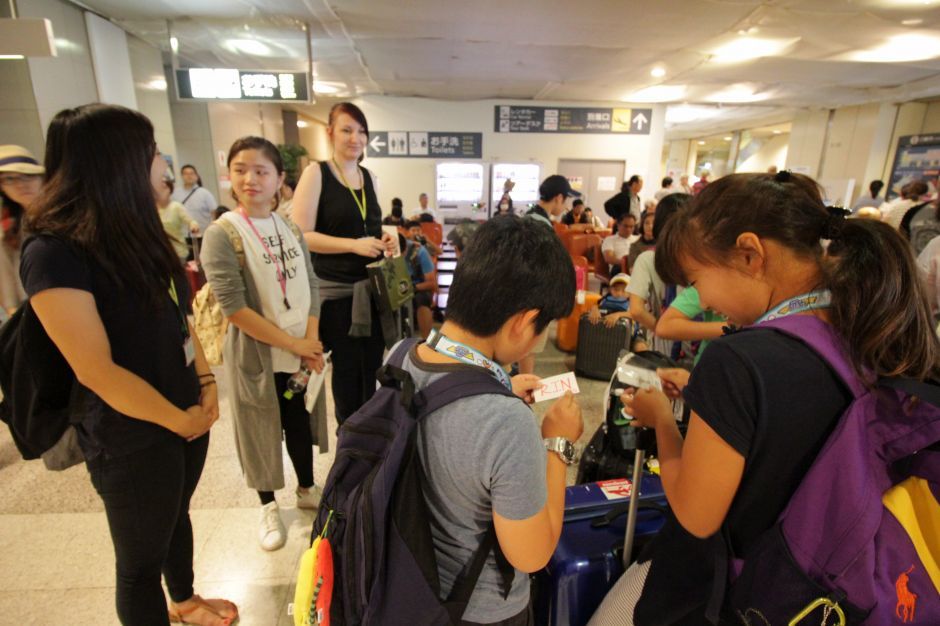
895 565 917 623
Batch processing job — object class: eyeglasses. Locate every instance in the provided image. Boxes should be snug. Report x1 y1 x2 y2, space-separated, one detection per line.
0 173 41 187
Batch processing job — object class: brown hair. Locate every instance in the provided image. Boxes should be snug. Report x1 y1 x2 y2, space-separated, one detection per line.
656 172 940 381
328 102 369 163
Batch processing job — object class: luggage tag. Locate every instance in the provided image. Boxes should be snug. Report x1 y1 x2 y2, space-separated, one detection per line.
183 336 196 367
533 372 581 403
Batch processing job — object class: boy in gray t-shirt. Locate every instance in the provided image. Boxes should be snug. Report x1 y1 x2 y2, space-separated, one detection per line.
396 216 583 624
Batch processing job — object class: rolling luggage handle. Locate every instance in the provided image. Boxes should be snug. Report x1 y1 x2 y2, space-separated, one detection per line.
623 427 657 568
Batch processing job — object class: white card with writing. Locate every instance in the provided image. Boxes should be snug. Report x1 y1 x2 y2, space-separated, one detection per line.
532 372 581 403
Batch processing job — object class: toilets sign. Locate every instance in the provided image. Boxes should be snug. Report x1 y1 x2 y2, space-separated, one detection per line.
366 131 483 158
495 105 653 134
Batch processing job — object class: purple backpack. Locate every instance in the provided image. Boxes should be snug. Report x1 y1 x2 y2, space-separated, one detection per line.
718 316 940 625
312 339 517 625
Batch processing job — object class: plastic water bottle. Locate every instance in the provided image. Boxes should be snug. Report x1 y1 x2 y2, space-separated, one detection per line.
283 364 312 400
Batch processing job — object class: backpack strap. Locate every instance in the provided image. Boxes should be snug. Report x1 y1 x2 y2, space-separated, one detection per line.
442 523 515 624
213 218 246 269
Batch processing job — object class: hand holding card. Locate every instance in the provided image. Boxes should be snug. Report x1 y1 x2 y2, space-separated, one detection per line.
532 372 581 403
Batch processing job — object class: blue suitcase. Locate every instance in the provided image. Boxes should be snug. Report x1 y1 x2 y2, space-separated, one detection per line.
533 475 668 626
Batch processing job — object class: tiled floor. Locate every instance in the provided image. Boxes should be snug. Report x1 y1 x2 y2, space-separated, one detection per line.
0 323 609 625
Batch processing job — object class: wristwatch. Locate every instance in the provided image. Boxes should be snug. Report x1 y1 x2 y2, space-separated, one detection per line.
543 437 578 465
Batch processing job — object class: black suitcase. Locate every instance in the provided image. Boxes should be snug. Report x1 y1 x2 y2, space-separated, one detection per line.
574 314 635 380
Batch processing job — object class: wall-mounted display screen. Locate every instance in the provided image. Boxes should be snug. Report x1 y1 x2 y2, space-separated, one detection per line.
175 69 309 102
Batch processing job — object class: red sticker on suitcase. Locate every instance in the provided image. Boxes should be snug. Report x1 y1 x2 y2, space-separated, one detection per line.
597 479 633 500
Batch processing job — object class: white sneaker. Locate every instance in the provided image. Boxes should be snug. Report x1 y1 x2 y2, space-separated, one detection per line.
259 501 286 551
296 485 322 510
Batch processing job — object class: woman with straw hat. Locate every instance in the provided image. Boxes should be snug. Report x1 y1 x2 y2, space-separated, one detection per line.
0 145 44 312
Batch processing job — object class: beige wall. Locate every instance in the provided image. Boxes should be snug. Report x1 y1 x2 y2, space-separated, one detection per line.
785 110 829 178
19 0 98 137
738 134 790 173
0 58 44 157
127 36 176 166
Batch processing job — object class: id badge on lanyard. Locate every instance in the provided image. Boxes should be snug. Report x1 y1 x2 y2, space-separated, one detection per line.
169 279 195 367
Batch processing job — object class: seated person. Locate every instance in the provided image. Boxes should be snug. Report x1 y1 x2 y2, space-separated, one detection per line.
383 197 404 226
401 220 437 339
584 207 605 229
562 199 592 230
394 214 582 625
602 213 638 276
588 273 632 328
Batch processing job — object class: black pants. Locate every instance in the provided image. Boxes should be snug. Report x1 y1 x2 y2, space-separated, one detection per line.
89 434 209 626
258 372 315 504
319 295 385 423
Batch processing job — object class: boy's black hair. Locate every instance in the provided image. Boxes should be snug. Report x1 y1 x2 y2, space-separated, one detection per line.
404 219 421 229
446 215 575 336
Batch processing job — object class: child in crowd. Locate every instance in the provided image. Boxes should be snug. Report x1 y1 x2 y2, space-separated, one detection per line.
655 286 727 366
588 273 632 328
201 136 325 552
394 215 583 625
589 171 940 624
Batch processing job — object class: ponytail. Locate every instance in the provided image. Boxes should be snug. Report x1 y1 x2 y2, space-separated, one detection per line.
825 218 940 381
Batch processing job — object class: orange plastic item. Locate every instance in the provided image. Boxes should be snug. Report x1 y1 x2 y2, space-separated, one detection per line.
553 222 569 236
420 222 443 247
555 292 601 352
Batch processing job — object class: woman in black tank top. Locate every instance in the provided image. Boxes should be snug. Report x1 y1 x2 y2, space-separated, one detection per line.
291 103 394 422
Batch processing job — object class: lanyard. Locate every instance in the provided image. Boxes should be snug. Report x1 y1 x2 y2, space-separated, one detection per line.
237 209 292 310
755 289 831 325
167 278 190 338
427 329 513 390
332 158 367 223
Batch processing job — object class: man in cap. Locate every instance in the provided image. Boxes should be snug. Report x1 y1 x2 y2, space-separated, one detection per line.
526 174 581 228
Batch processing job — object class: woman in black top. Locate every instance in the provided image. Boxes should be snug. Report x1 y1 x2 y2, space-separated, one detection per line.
21 104 236 626
292 102 394 423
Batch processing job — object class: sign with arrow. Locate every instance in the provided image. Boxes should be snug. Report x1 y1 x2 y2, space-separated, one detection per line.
366 131 483 158
495 105 653 135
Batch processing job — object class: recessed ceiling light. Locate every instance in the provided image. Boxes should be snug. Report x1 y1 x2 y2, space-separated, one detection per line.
773 129 782 134
225 38 272 57
724 136 733 141
624 84 687 102
709 37 800 63
0 55 25 60
850 33 940 62
698 141 706 145
902 18 924 25
297 120 309 128
650 66 666 78
313 80 341 94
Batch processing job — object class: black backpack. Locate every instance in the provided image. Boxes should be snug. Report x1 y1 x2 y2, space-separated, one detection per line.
309 339 517 625
0 298 77 462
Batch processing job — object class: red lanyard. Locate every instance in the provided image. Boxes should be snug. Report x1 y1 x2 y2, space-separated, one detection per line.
237 209 291 310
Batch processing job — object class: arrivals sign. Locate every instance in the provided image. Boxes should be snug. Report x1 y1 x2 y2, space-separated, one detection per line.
366 131 483 159
494 105 653 135
175 69 309 102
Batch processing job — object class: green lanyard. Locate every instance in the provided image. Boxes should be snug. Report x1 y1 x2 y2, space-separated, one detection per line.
168 278 190 338
333 158 367 223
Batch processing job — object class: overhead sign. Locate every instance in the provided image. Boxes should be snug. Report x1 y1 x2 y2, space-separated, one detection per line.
886 134 940 201
366 131 482 159
175 69 309 102
495 105 652 135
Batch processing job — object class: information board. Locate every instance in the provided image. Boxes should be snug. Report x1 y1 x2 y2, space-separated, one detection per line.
887 134 940 200
175 69 309 102
495 105 653 135
366 131 482 159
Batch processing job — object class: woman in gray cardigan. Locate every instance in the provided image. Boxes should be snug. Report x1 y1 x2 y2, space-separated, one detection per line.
201 137 326 552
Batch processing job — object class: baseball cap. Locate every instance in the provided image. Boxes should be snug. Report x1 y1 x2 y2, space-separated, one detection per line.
0 145 44 175
539 174 581 201
610 273 630 287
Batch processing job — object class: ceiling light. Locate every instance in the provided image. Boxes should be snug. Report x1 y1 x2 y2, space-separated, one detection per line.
0 54 24 60
709 36 800 63
698 141 706 145
297 120 309 128
650 66 666 78
170 36 179 54
902 18 923 25
849 33 940 62
724 136 733 141
665 104 721 124
705 84 768 103
224 38 272 57
313 80 340 94
624 84 686 102
773 129 782 134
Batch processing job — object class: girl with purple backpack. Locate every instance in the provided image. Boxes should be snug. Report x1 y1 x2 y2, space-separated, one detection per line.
589 171 940 624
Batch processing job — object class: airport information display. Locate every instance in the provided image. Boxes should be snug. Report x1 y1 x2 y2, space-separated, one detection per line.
495 105 653 134
175 69 309 102
887 134 940 200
